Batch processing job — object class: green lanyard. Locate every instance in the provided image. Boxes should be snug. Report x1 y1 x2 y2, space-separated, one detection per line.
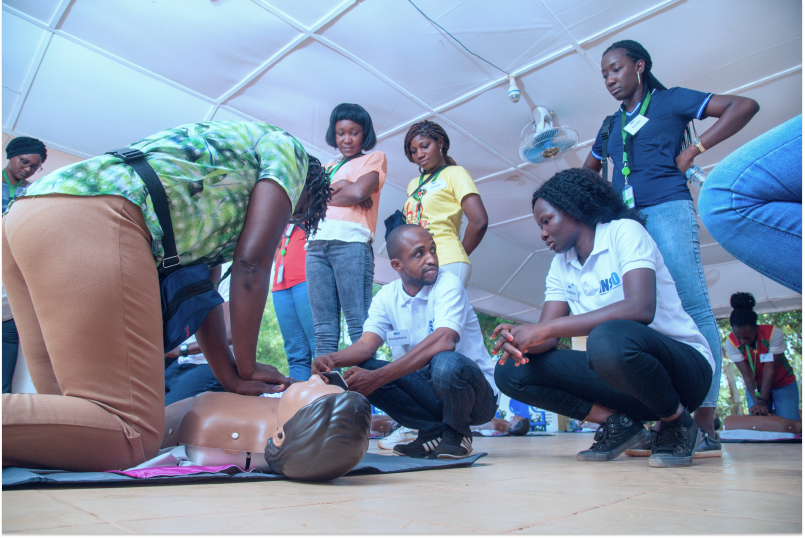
279 224 294 258
409 165 448 225
325 153 363 181
3 170 18 200
621 90 651 185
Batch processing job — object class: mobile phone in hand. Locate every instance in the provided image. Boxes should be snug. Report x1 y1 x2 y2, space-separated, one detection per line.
322 371 349 390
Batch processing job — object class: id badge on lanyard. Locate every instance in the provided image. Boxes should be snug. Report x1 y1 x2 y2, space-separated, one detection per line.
620 90 651 210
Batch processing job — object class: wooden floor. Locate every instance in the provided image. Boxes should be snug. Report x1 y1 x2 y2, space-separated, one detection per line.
3 434 802 534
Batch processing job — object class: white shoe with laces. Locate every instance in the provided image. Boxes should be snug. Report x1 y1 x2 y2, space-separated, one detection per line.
378 426 418 450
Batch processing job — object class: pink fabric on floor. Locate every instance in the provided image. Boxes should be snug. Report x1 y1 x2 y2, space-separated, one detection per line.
108 465 245 479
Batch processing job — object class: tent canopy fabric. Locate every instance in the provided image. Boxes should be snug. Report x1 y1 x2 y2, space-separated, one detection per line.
2 0 801 321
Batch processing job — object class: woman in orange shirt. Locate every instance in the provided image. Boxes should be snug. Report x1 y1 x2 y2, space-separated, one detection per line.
306 104 387 357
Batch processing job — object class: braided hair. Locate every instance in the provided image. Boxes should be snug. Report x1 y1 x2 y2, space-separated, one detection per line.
532 168 645 227
299 154 330 237
403 120 457 170
729 292 758 329
603 40 695 148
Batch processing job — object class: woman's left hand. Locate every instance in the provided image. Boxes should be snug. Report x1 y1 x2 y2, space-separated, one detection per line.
675 146 698 174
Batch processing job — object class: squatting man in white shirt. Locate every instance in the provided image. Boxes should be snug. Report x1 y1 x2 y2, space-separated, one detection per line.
312 224 498 459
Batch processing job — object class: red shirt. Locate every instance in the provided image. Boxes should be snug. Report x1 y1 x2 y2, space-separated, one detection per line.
272 224 307 291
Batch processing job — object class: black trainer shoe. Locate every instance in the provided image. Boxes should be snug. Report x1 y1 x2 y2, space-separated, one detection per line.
694 431 722 459
577 413 647 462
649 410 701 468
625 428 657 457
433 427 473 460
393 432 441 458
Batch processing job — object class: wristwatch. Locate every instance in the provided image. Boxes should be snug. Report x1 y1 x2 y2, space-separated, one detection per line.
692 138 706 154
179 344 189 357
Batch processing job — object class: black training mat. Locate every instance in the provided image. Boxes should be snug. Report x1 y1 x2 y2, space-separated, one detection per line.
2 452 487 489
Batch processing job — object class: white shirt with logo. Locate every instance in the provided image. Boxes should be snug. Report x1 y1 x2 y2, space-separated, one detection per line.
544 219 714 372
363 270 498 395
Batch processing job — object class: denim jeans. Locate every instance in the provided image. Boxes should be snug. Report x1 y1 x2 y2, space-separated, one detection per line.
745 382 801 421
164 360 225 406
640 200 722 407
2 318 19 393
272 281 315 381
494 320 712 421
699 115 802 294
359 352 498 438
306 240 374 356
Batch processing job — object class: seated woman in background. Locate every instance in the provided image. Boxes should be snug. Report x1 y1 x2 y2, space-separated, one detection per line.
403 120 488 288
726 292 800 421
493 168 714 468
2 121 329 472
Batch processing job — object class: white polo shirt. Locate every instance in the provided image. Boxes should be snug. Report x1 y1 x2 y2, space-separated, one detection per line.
544 219 714 372
363 270 498 395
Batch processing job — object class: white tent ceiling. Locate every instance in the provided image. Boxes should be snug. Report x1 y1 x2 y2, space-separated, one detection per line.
2 0 802 321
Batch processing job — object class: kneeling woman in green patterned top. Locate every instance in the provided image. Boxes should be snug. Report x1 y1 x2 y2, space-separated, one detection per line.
1 121 330 472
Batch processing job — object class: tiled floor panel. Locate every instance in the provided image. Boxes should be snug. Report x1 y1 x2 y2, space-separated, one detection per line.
3 435 801 534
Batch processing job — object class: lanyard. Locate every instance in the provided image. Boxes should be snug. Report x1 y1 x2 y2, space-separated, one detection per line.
279 224 294 259
408 165 448 225
325 153 364 181
3 170 18 200
621 90 651 185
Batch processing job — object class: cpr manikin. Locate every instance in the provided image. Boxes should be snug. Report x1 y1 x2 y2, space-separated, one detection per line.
162 376 371 481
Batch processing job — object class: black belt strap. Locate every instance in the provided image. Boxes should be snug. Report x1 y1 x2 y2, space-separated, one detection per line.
599 115 614 182
105 147 180 269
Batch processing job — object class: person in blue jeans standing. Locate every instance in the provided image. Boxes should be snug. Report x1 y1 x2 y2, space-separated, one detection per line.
583 40 759 451
699 115 802 294
272 223 315 381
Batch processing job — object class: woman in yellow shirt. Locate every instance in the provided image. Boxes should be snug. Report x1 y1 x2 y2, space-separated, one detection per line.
403 120 488 287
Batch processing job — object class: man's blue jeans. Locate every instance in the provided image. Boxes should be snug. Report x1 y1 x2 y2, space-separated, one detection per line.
164 361 224 406
306 240 374 356
641 200 722 407
272 281 316 381
745 381 801 421
2 318 19 393
359 352 498 438
699 114 802 294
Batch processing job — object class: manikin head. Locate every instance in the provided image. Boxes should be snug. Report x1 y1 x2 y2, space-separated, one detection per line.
387 224 439 291
265 376 371 481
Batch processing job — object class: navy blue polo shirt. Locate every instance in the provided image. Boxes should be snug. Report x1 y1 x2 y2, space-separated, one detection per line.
591 87 713 209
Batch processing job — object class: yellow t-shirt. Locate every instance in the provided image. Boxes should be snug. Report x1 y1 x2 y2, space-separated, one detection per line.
404 166 479 266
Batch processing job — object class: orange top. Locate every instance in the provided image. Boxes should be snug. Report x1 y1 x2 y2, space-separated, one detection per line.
312 151 387 242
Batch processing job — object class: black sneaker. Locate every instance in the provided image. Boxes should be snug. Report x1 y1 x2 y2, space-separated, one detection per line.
625 428 657 457
577 413 647 461
433 427 473 460
649 410 701 468
393 432 441 458
694 431 722 459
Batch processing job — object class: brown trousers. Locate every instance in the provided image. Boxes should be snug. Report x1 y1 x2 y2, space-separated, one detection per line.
2 195 165 471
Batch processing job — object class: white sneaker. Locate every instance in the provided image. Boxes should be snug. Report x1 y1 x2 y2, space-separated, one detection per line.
378 427 418 450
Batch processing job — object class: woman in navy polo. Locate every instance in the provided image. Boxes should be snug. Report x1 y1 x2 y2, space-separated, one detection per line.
583 40 759 451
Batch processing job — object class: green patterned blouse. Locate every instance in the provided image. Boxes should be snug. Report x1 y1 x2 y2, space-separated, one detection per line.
14 121 308 268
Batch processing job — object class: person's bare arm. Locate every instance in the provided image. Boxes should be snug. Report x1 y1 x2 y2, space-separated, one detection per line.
494 269 656 363
342 328 460 396
228 178 294 387
675 94 760 172
311 332 385 376
583 153 603 174
328 171 379 208
460 193 488 256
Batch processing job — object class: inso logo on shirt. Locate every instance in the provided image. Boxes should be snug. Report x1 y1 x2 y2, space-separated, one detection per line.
599 272 622 295
429 320 435 334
